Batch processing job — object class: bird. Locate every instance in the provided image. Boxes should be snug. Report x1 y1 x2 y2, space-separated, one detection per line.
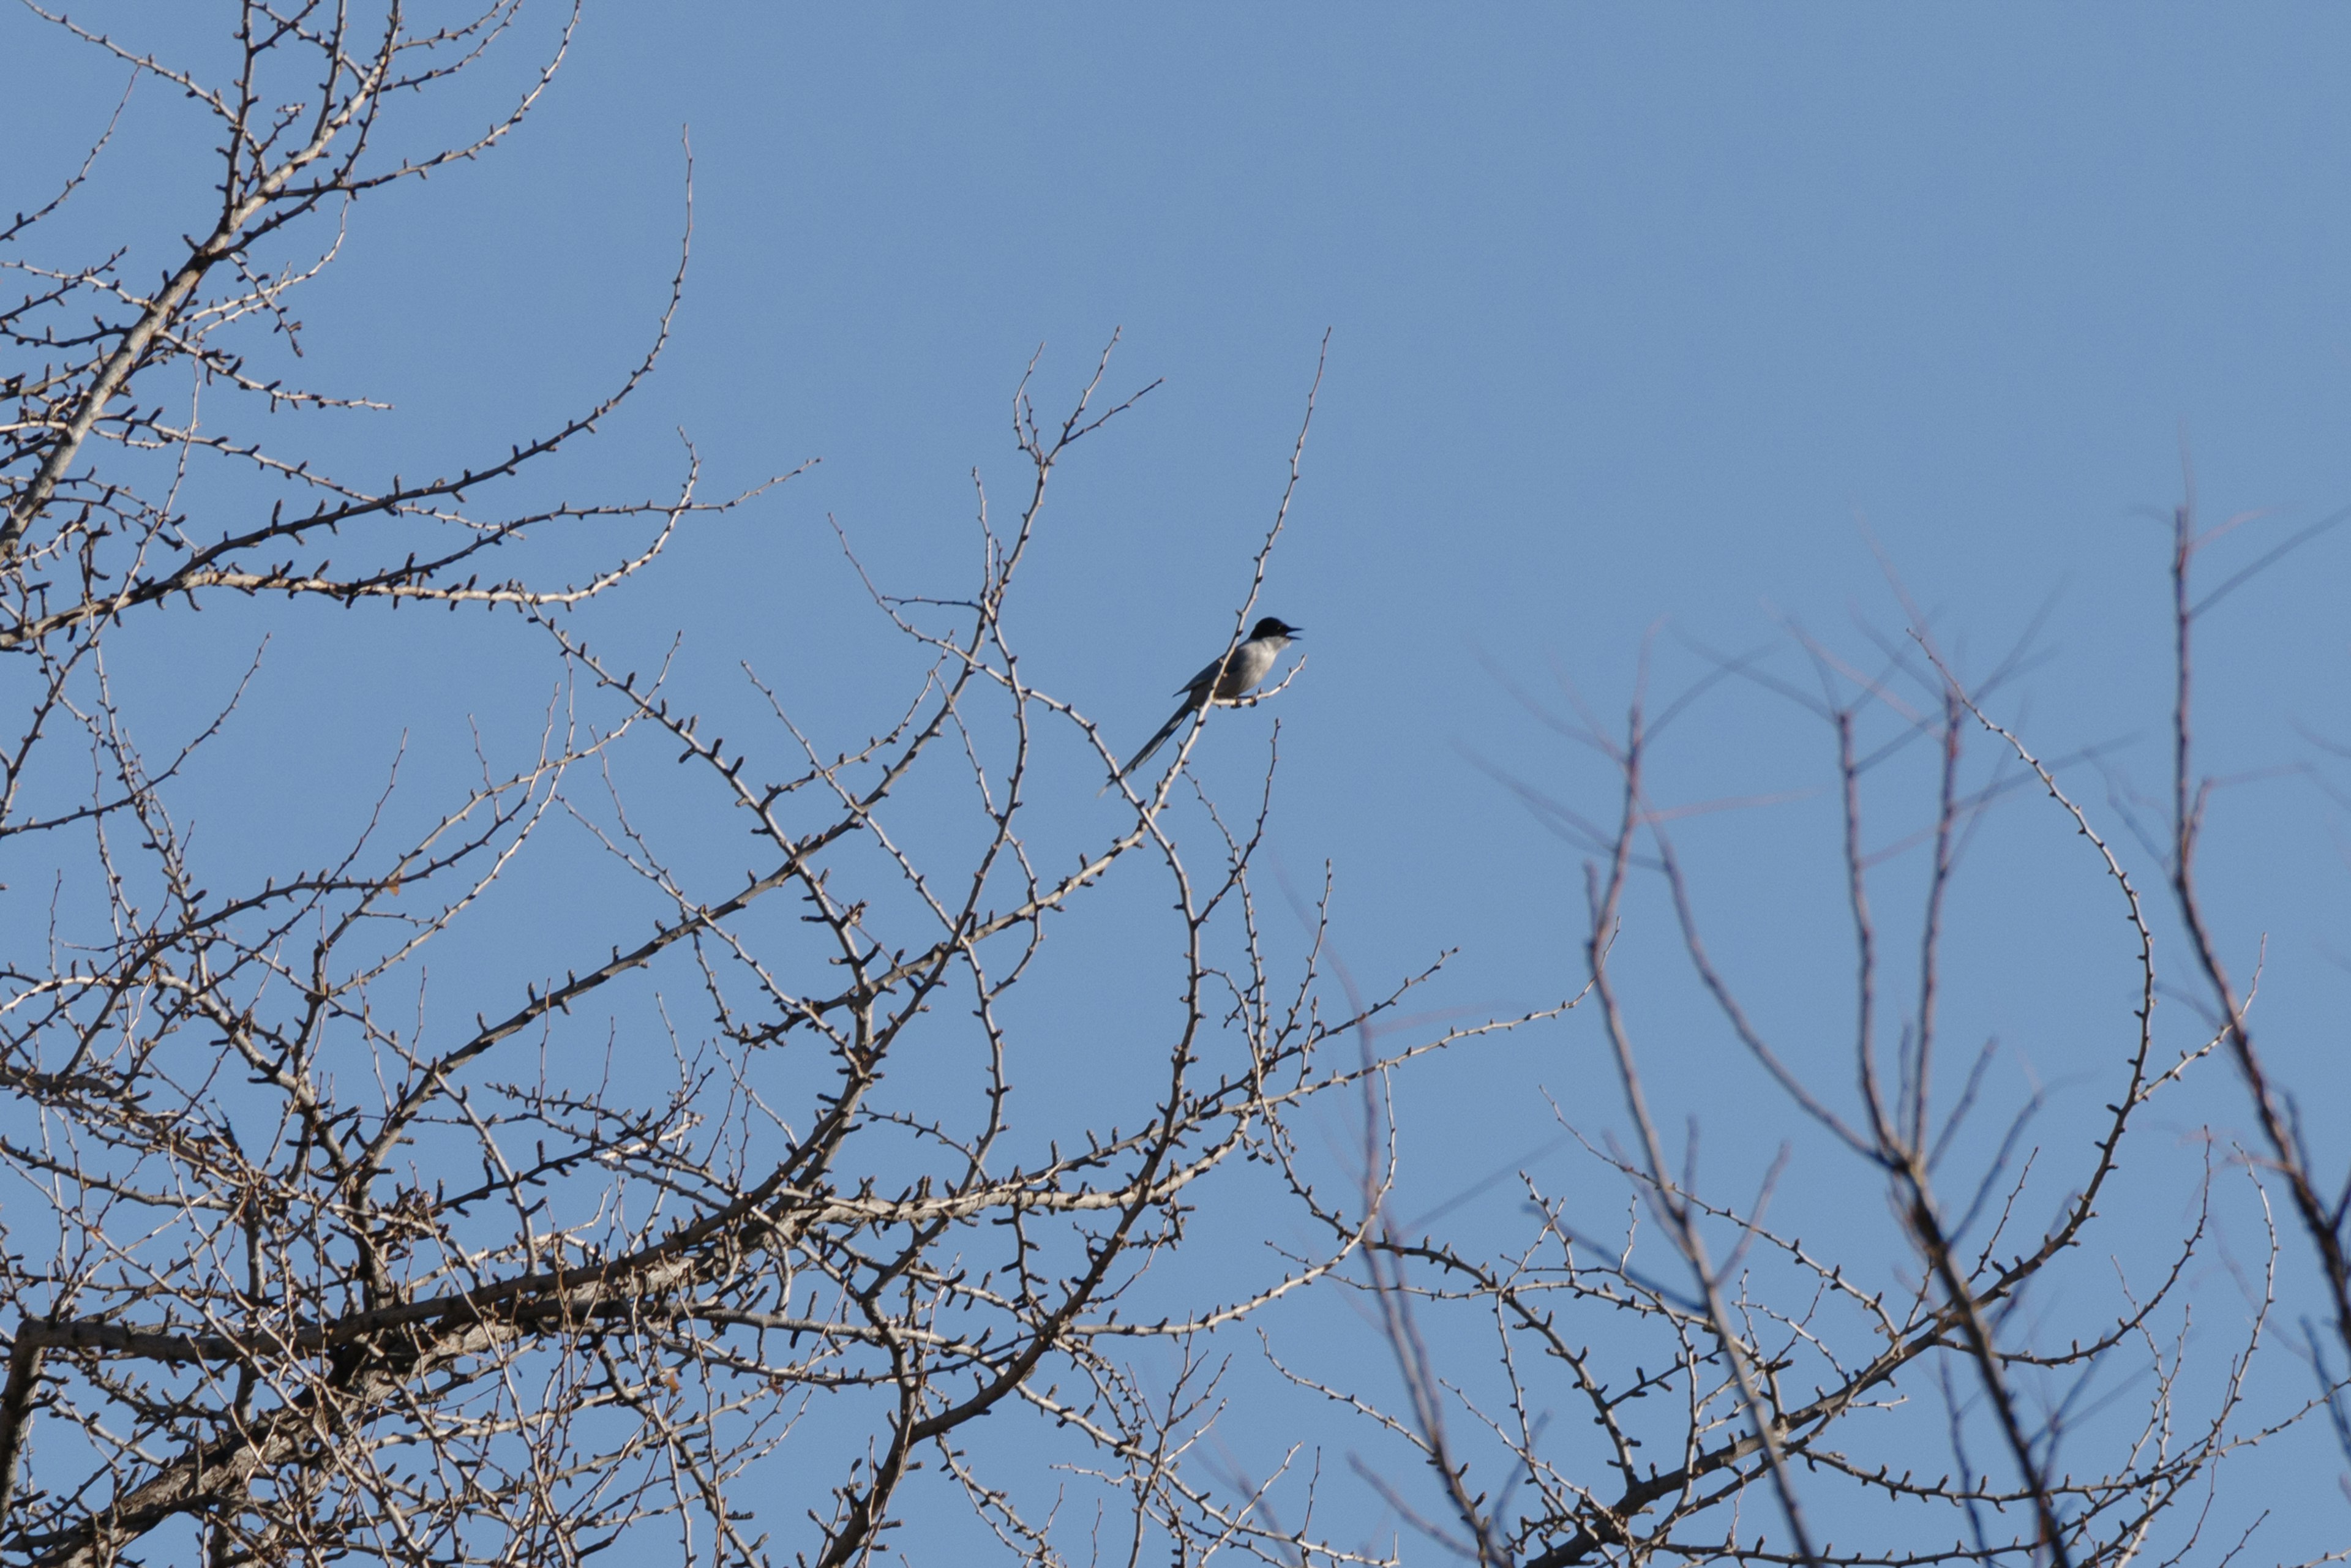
1114 617 1303 785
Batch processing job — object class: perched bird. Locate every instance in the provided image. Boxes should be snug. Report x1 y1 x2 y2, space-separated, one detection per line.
1115 617 1303 784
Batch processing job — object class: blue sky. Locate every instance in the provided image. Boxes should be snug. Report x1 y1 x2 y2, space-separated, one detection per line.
15 3 2351 1558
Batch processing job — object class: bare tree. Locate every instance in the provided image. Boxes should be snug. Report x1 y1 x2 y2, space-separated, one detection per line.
10 9 2347 1568
0 8 1540 1564
1289 596 2345 1565
2161 485 2351 1480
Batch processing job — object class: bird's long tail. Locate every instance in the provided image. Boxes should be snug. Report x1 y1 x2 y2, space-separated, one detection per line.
1109 703 1193 790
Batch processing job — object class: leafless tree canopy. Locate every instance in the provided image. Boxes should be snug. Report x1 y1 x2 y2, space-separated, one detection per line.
4 6 2349 1568
0 7 1511 1563
1329 621 2300 1568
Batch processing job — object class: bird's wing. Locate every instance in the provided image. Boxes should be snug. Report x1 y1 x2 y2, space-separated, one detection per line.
1174 650 1232 697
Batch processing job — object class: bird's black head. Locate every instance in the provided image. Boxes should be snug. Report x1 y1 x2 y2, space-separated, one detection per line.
1250 617 1302 641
